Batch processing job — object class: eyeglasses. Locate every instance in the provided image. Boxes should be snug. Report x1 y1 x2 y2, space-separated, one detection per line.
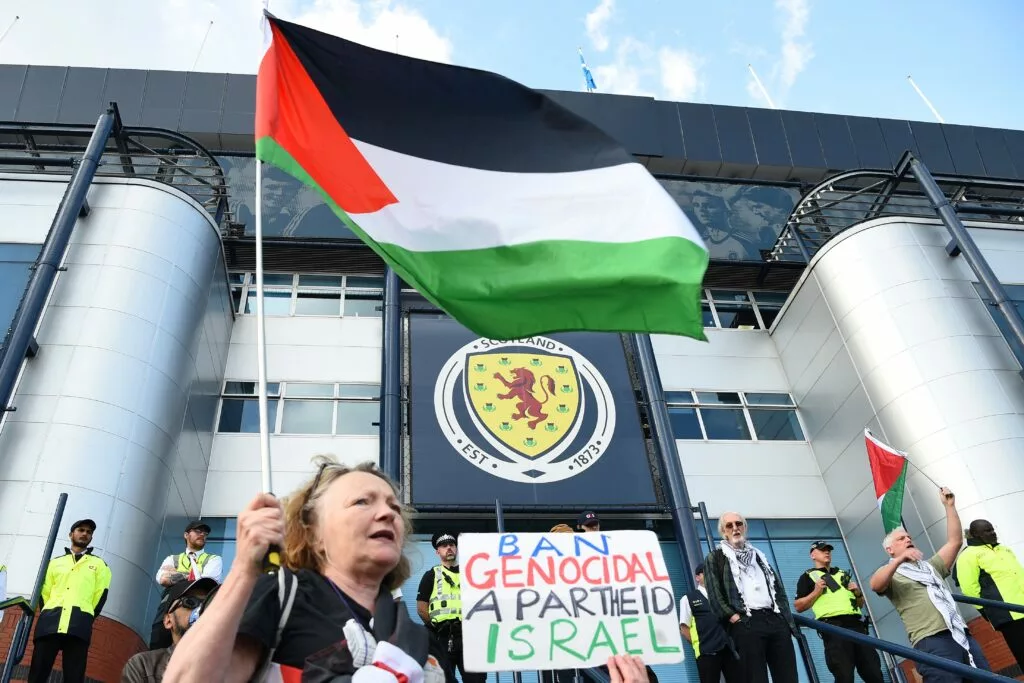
189 529 209 536
172 595 204 612
724 520 745 530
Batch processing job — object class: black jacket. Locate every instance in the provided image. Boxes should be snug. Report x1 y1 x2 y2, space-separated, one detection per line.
704 547 795 630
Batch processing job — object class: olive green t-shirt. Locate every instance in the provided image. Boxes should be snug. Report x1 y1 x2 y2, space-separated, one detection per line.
882 554 951 646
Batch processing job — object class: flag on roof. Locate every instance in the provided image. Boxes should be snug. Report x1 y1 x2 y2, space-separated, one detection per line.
256 15 708 340
865 429 908 533
579 47 597 92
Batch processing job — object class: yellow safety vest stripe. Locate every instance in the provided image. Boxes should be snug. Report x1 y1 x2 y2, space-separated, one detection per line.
428 566 461 622
807 569 861 619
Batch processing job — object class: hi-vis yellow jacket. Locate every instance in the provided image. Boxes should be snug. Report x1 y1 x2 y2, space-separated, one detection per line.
36 549 111 642
955 541 1024 628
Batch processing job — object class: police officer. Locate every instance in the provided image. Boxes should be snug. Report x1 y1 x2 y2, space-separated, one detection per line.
679 563 739 683
955 519 1024 668
416 532 485 683
794 541 883 683
27 518 112 683
150 520 223 649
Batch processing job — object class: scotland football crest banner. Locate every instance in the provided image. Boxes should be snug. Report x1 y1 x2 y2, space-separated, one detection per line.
409 316 657 507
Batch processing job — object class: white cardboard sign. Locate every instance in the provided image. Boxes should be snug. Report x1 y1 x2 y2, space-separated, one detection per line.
459 530 685 672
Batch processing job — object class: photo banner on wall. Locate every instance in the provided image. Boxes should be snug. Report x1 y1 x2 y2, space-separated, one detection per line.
409 315 657 507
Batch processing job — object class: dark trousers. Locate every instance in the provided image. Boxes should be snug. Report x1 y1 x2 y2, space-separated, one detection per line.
914 631 990 683
729 610 798 683
696 649 742 683
28 634 89 683
998 619 1024 668
433 630 486 683
820 618 884 683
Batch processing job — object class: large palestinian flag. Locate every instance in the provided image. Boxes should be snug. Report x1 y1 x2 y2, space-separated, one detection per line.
865 429 908 533
256 15 708 340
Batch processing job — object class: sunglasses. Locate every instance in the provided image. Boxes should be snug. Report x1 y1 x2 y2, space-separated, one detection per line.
172 595 204 612
724 521 745 530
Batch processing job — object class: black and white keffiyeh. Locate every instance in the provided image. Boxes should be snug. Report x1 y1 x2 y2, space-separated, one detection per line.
719 540 780 616
896 559 975 666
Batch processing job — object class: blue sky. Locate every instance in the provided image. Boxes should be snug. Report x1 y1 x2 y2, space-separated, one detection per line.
2 0 1022 130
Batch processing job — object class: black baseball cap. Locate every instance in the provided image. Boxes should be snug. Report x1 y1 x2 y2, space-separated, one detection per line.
166 577 218 606
185 520 212 534
577 511 600 526
810 541 834 552
70 519 96 533
432 532 457 549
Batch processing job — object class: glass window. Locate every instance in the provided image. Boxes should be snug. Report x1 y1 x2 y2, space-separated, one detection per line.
224 381 279 396
347 276 385 289
0 243 41 349
231 288 242 315
261 274 295 286
281 400 334 434
701 303 716 328
700 408 751 440
298 274 342 287
337 400 380 435
228 272 245 284
245 289 291 315
749 409 804 440
714 302 760 329
696 391 742 405
218 398 279 433
745 392 794 406
709 290 750 302
285 383 335 397
665 391 694 404
339 384 381 399
668 407 703 439
344 293 382 317
294 291 342 316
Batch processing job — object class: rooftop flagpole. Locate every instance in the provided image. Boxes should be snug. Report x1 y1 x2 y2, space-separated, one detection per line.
906 75 945 123
747 64 776 109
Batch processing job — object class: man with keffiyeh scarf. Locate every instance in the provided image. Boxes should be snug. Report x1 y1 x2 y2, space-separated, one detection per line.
704 511 799 683
870 487 991 683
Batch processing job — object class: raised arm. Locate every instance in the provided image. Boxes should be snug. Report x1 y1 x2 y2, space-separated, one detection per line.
162 494 284 683
870 547 920 594
935 487 962 572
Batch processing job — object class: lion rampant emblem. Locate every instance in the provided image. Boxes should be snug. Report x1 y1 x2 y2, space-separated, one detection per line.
493 367 556 430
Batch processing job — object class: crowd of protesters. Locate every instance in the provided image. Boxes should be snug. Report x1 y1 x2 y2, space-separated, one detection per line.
17 457 1020 683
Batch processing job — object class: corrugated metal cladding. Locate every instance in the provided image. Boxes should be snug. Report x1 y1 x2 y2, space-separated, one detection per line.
2 64 1023 183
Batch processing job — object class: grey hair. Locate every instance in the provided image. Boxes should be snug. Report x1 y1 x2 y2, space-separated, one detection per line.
882 527 907 551
718 512 746 535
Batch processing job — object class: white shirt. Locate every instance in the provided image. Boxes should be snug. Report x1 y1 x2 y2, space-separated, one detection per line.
736 559 774 610
156 550 223 586
678 584 707 626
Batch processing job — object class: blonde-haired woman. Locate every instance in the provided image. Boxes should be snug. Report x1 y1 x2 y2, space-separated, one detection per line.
163 458 437 683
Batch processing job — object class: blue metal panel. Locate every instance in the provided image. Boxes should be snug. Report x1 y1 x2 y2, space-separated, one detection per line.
101 68 148 126
1000 129 1024 180
940 125 985 176
648 101 686 174
909 121 955 174
141 70 186 130
846 117 890 170
677 102 722 174
711 105 757 171
781 111 825 169
814 115 857 170
878 119 919 168
746 107 793 169
974 127 1017 179
15 66 67 123
56 67 107 124
543 90 661 157
222 73 256 136
0 66 27 120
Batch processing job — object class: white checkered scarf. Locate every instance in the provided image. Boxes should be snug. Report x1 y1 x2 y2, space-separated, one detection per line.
896 559 975 666
719 540 780 616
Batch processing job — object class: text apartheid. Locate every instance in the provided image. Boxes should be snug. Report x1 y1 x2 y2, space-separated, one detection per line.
459 531 685 672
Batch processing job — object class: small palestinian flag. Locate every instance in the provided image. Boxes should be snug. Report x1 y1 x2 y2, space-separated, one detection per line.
865 429 908 533
256 15 708 340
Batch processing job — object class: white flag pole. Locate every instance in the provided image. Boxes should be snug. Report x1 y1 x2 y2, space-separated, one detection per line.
256 1 273 495
906 75 945 123
747 64 776 110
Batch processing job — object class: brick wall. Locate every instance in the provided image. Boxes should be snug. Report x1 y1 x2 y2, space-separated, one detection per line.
0 611 144 682
897 617 1022 680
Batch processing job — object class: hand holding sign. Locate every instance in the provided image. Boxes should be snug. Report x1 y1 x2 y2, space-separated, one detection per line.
459 530 684 672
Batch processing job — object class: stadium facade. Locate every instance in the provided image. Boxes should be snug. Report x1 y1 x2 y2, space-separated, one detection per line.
1 64 1024 682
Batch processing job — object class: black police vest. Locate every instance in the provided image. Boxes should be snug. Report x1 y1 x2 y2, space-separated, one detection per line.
686 589 729 657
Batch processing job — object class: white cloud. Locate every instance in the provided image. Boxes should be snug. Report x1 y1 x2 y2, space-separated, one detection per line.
0 0 450 73
745 0 813 107
592 38 654 98
776 0 812 88
585 0 614 52
658 47 702 101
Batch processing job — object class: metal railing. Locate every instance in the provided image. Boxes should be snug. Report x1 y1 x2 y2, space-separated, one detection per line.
769 159 1024 264
0 104 229 229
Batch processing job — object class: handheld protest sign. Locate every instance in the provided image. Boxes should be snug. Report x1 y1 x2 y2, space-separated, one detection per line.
459 530 684 672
